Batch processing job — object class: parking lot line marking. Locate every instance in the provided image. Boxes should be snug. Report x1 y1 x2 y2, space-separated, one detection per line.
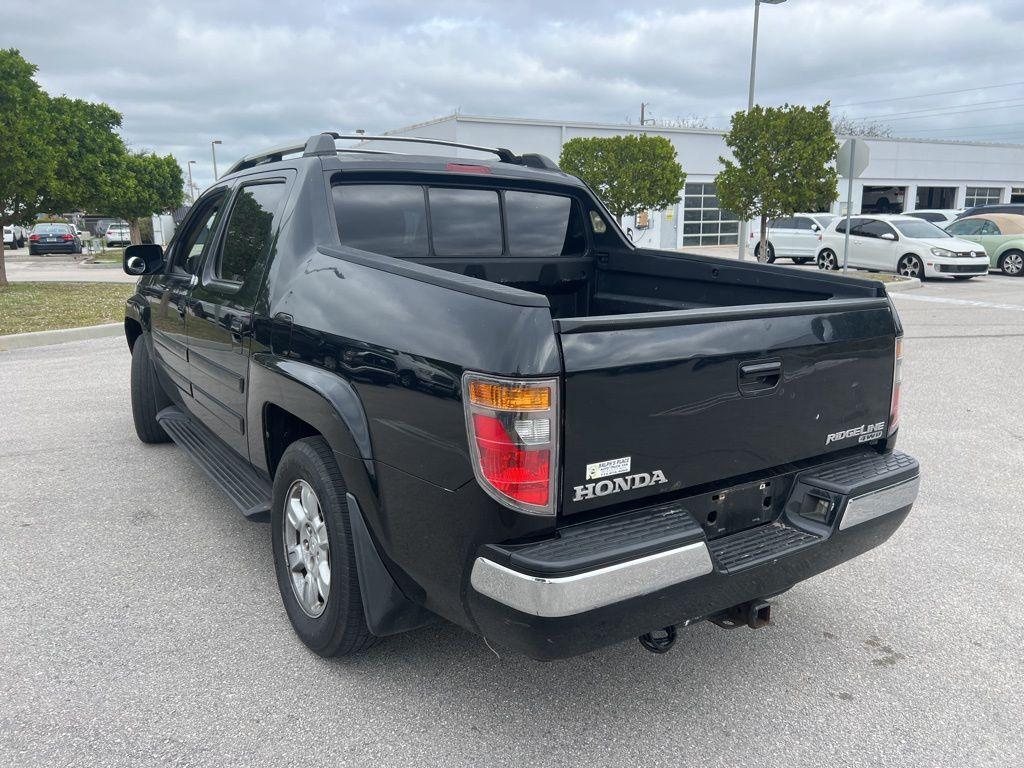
891 293 1024 312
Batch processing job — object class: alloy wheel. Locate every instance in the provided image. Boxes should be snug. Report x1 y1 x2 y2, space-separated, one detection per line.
283 479 331 618
819 250 837 270
1003 252 1023 276
897 255 922 278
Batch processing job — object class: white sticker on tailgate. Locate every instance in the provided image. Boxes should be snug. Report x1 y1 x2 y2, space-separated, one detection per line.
585 456 631 480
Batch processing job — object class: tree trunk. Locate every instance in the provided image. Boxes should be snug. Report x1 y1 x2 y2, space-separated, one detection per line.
129 219 142 246
759 215 769 262
0 237 7 288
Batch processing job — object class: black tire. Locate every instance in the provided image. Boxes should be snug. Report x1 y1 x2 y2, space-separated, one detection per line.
897 253 925 280
792 257 812 265
817 249 839 270
271 437 376 657
130 339 172 443
999 250 1024 276
754 242 776 264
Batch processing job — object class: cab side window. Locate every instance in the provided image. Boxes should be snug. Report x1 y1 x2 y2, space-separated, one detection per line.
174 192 227 274
947 219 983 236
216 182 287 284
793 217 815 231
852 220 894 239
979 220 1001 236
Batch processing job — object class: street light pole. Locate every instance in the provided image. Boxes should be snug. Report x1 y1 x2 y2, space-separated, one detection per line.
737 0 786 261
211 140 222 180
187 160 197 204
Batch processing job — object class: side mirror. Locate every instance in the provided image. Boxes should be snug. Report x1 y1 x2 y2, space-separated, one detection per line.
123 243 165 275
626 226 634 242
881 232 897 241
811 224 821 232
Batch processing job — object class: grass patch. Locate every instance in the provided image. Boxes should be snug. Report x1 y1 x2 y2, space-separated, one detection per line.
88 248 125 264
0 282 133 336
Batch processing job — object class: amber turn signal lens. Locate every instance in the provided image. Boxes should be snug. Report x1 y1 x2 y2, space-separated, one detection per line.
468 380 551 411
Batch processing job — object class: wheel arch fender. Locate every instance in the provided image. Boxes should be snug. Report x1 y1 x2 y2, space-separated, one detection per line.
995 241 1024 261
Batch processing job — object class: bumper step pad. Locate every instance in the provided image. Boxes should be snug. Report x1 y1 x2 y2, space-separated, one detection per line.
708 522 820 574
157 406 271 519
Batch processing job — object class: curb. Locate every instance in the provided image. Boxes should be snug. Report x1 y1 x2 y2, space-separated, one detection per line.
0 322 122 352
877 277 921 292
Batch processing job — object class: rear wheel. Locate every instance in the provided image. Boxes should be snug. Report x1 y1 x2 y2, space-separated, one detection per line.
817 249 838 270
754 243 776 264
271 437 376 657
999 250 1023 276
130 339 172 443
897 254 924 280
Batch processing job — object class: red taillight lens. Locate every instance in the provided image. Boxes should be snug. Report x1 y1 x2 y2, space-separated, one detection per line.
464 374 558 515
889 337 903 436
29 234 40 241
446 163 491 174
62 233 73 241
472 414 550 505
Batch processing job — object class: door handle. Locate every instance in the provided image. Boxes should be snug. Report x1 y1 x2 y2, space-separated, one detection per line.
738 360 782 394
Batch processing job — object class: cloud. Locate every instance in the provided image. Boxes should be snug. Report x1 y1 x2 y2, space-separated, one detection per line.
4 0 1024 192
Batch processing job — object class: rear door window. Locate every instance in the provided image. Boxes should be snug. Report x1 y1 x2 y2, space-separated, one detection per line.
505 192 586 256
334 185 429 258
428 188 502 256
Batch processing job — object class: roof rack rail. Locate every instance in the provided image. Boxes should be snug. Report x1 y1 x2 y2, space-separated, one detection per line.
224 132 560 176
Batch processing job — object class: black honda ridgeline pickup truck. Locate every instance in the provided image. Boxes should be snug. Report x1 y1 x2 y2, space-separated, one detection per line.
122 132 919 659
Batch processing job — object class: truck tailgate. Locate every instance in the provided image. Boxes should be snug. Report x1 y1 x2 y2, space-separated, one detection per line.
556 299 897 515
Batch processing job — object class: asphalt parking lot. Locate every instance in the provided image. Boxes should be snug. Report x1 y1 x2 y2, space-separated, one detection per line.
1 275 1021 767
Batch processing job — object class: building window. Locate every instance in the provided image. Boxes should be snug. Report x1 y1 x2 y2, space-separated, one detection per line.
965 187 1003 207
681 182 739 246
1011 187 1024 204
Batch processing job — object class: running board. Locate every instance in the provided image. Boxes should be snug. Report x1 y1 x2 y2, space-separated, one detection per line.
156 406 272 520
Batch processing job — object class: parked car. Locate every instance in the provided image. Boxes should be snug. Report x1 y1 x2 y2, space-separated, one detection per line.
748 213 836 264
105 223 131 246
122 131 918 660
944 213 1024 276
3 225 27 250
816 214 989 280
27 222 83 255
904 209 960 225
957 203 1024 219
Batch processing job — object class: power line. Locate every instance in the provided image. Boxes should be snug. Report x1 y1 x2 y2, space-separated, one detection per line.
894 119 1024 135
831 80 1024 109
847 96 1024 121
872 101 1024 123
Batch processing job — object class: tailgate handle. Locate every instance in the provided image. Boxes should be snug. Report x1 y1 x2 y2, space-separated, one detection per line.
738 360 782 394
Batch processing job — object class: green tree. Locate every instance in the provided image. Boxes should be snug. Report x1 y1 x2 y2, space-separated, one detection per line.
45 96 125 214
716 103 839 261
560 135 686 224
104 152 184 245
0 49 56 286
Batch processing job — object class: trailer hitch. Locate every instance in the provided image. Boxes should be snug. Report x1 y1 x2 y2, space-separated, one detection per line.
709 599 772 630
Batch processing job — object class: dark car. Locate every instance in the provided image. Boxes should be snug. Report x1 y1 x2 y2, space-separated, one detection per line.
28 222 82 255
121 132 919 660
957 203 1024 219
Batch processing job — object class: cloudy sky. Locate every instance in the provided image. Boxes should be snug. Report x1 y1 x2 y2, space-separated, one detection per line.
5 0 1024 191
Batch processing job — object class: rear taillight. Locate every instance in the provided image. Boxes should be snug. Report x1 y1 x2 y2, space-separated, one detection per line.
62 233 73 241
29 234 40 241
463 373 558 515
889 337 903 436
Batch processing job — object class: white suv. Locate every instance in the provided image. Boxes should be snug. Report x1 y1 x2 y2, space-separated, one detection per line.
816 215 989 280
747 213 836 264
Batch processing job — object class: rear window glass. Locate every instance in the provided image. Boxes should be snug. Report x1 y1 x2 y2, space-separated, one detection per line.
428 188 502 256
334 185 428 258
505 192 586 256
33 224 71 234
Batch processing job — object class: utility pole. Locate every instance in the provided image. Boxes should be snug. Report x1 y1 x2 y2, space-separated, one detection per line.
187 160 197 205
211 139 222 180
737 0 787 260
640 103 654 126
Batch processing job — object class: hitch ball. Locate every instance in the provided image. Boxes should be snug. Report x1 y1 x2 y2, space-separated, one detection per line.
639 625 677 654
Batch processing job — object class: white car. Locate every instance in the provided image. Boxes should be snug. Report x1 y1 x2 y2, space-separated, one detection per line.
3 225 27 250
104 224 131 246
747 213 837 264
903 209 961 225
816 214 989 280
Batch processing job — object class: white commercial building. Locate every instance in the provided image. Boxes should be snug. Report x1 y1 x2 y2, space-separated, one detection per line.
377 114 1024 251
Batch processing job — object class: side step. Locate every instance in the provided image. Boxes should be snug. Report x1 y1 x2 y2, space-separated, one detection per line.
708 521 820 574
157 406 272 519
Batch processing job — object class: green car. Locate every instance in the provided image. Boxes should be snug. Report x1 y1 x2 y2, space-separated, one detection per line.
944 214 1024 276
